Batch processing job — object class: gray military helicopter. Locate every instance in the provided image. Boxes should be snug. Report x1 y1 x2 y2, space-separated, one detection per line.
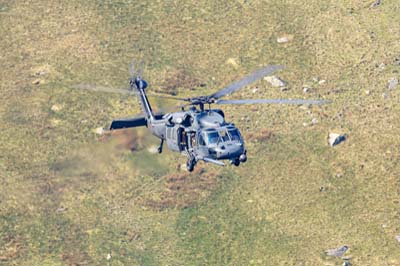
74 62 328 171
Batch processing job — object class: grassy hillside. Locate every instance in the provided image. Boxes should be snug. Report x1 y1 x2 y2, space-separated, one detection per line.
1 0 399 265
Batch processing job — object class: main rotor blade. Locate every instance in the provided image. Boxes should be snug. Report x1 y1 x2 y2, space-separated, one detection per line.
215 99 330 105
71 84 188 101
209 65 284 100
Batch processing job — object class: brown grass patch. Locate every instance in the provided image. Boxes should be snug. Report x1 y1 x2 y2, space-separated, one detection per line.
159 68 204 95
144 167 218 210
245 128 274 142
0 234 24 262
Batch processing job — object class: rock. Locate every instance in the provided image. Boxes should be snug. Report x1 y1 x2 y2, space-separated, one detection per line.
396 235 400 242
277 35 293 43
365 90 371 95
95 127 105 135
32 79 41 85
35 70 47 76
335 172 343 178
311 118 318 125
328 133 346 147
226 58 239 68
377 62 385 71
303 86 311 93
370 0 381 8
51 104 62 112
180 164 187 171
325 245 349 257
147 145 159 154
342 261 351 266
382 92 389 99
56 206 68 213
106 253 112 260
264 76 287 87
388 77 398 90
277 37 289 43
319 79 326 85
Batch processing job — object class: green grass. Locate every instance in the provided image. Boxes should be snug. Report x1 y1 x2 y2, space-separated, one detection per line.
1 0 400 265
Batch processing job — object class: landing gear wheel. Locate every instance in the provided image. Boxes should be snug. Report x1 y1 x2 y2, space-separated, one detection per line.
157 139 164 154
186 155 196 172
233 158 240 166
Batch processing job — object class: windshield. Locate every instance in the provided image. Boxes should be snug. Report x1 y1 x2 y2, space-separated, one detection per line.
228 129 241 141
206 131 220 144
220 130 230 142
203 129 238 145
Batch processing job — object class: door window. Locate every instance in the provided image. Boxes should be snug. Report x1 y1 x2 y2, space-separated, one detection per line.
198 134 206 146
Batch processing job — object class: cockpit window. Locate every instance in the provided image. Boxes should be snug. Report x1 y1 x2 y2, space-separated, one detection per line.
228 129 241 141
203 129 238 145
206 131 220 144
219 130 230 142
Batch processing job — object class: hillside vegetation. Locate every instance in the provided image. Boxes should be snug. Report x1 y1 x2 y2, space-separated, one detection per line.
0 0 399 265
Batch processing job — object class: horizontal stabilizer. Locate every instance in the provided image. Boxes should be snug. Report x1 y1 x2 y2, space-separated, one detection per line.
202 157 225 166
110 116 147 130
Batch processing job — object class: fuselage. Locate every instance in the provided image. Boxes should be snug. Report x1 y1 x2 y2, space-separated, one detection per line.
149 108 245 162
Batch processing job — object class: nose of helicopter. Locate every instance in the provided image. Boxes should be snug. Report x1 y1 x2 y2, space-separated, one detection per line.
213 142 244 160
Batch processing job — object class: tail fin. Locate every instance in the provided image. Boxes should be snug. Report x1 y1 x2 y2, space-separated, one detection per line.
130 77 154 121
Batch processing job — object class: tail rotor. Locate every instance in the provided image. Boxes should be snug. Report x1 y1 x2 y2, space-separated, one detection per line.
128 59 147 90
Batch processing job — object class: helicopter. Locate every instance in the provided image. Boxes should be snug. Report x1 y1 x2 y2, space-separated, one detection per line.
74 62 328 172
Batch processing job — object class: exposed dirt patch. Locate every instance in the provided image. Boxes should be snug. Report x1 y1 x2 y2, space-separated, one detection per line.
144 167 218 210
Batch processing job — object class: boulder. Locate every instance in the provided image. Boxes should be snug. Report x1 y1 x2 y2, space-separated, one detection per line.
51 104 62 112
325 245 349 257
95 127 105 135
388 77 398 90
328 133 346 147
264 76 287 87
277 34 293 43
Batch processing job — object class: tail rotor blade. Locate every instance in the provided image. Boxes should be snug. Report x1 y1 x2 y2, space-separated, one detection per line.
138 60 144 77
128 59 137 77
128 59 145 77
